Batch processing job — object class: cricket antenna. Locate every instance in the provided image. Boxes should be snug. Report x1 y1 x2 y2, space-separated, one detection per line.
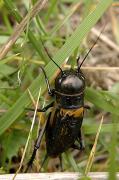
77 25 106 72
40 38 64 74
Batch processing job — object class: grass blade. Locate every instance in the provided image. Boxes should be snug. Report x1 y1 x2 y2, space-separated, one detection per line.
44 0 57 23
2 0 49 62
64 151 79 172
108 114 117 180
85 87 119 115
50 2 81 35
84 116 103 176
13 88 41 179
84 123 119 135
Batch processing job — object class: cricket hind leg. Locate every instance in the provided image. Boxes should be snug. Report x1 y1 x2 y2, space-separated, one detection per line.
72 129 85 151
59 155 63 172
71 144 80 150
24 119 48 172
77 129 85 150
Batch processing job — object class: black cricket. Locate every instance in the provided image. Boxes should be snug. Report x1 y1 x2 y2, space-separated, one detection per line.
25 30 102 172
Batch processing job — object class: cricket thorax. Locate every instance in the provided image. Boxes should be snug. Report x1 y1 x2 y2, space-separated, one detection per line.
55 94 84 109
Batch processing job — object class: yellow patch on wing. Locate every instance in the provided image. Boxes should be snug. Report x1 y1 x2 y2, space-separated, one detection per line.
37 112 45 125
60 107 84 118
49 103 60 126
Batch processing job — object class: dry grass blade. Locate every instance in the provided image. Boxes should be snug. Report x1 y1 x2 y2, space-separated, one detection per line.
12 88 41 180
84 116 104 176
27 89 36 107
64 65 119 71
0 0 48 60
91 27 119 52
110 7 119 45
112 2 119 6
81 67 119 71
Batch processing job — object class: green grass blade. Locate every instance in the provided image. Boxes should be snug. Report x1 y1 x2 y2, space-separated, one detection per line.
44 0 57 23
0 94 12 105
0 64 16 78
35 16 47 35
85 87 119 115
84 123 119 134
108 115 117 180
50 2 81 35
0 0 112 135
4 0 49 63
64 151 79 171
4 0 22 22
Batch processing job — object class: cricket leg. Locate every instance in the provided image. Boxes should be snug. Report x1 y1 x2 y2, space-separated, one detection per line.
24 119 48 172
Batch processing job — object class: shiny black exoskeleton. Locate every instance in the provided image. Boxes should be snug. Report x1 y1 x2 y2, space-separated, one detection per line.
25 60 88 172
46 69 85 158
25 31 102 171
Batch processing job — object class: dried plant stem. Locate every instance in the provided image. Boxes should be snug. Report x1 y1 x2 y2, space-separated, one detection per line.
0 0 48 60
85 116 104 176
64 64 119 71
12 88 41 180
81 67 119 71
27 89 36 107
112 2 119 6
91 27 119 52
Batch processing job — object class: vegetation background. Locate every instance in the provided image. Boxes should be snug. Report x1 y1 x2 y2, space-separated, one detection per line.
0 0 119 179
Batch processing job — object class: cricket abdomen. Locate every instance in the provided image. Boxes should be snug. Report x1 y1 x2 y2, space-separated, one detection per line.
46 106 84 157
